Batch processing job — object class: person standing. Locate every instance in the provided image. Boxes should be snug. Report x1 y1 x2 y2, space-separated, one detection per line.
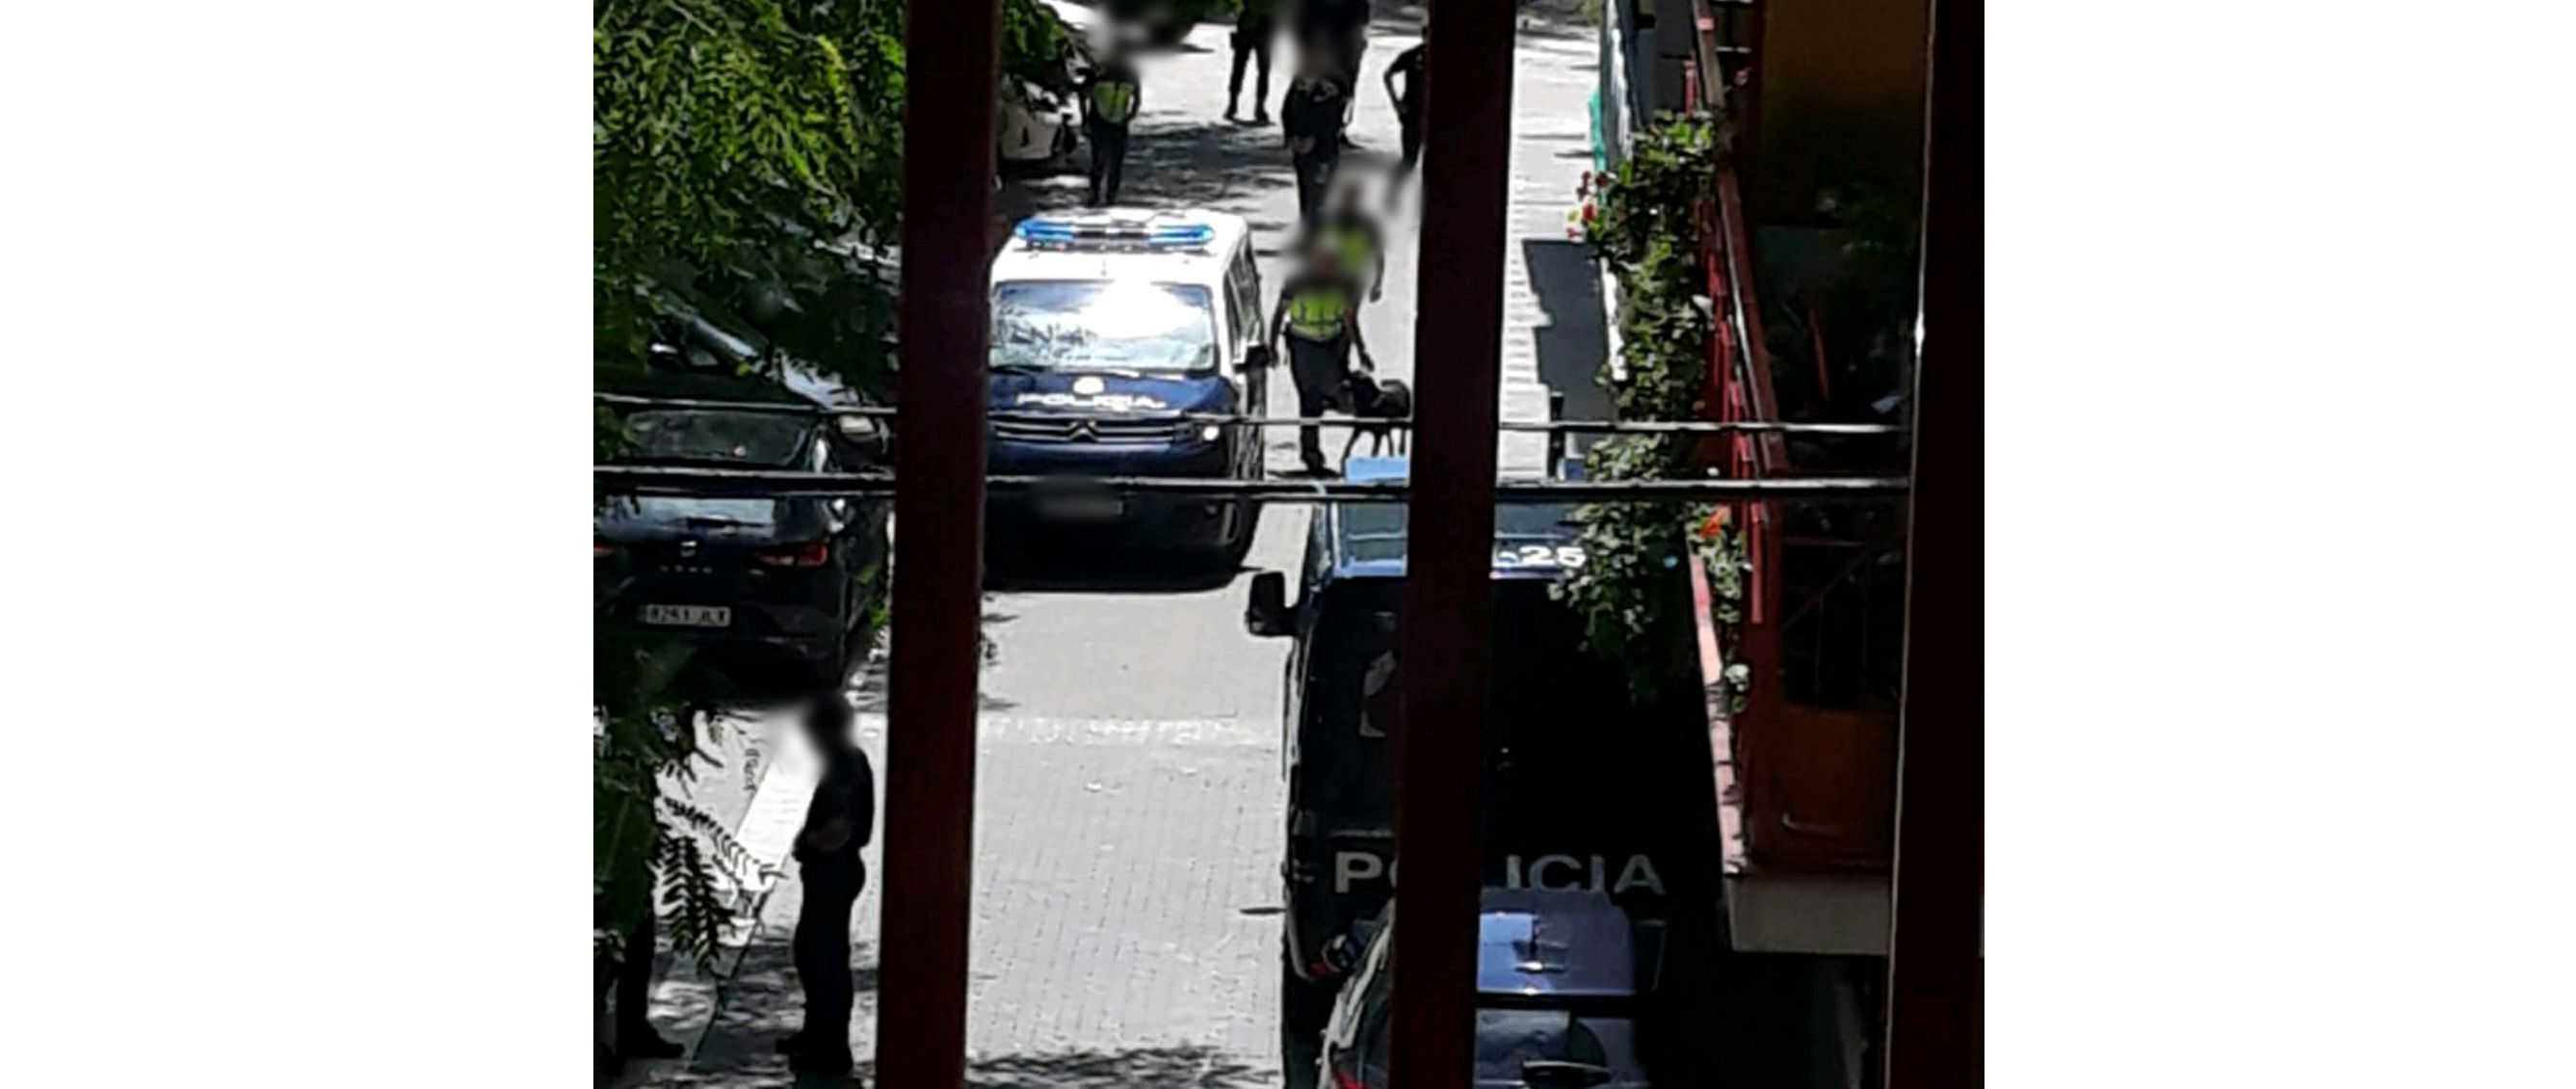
1225 0 1278 123
1079 52 1142 206
1318 184 1385 313
778 697 876 1076
1269 239 1370 476
1382 32 1428 191
1280 48 1347 224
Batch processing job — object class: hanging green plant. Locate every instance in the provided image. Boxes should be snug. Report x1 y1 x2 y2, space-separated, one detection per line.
1551 114 1738 704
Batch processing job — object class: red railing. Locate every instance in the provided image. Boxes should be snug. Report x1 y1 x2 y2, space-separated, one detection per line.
1689 14 1897 877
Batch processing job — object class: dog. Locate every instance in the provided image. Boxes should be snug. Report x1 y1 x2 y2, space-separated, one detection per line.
1339 367 1412 470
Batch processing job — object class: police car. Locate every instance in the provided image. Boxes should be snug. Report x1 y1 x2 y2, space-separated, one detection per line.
1244 457 1714 1084
987 208 1272 563
1316 888 1670 1089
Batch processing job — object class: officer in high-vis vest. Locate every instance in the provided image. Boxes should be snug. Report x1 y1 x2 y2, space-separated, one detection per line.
1080 55 1142 206
1269 237 1372 475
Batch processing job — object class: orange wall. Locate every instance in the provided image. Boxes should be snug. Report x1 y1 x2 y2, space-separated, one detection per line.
1748 0 1932 226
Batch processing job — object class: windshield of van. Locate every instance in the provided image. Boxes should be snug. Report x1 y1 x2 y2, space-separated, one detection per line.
991 280 1218 373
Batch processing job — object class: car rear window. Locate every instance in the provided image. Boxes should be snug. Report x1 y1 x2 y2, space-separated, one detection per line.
622 410 813 465
615 496 784 533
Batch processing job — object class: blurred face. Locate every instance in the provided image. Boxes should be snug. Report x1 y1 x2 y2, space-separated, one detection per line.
802 703 853 750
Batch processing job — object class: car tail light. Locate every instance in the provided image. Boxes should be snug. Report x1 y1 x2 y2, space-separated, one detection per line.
754 542 831 568
594 540 616 559
1331 1071 1366 1089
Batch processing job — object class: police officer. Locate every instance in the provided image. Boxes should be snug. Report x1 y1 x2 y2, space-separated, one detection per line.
1317 183 1384 312
1280 46 1347 224
1225 0 1278 124
778 696 875 1076
1382 31 1428 192
1269 237 1371 475
1079 52 1143 206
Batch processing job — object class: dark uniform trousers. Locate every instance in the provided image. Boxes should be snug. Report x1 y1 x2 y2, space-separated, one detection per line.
1087 121 1130 206
1230 19 1275 110
1288 333 1352 469
1294 146 1339 222
793 860 865 1050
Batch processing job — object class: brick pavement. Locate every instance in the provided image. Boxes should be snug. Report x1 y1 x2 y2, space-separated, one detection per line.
631 712 1284 1088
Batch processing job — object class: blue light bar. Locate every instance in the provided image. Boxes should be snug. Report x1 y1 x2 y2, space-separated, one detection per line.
1146 224 1214 248
1013 215 1213 251
1014 219 1080 245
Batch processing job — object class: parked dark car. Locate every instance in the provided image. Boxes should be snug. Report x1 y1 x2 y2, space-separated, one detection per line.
1316 887 1669 1089
595 359 890 691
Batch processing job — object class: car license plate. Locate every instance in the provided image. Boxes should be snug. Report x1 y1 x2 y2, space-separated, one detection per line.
641 604 731 628
1036 493 1124 521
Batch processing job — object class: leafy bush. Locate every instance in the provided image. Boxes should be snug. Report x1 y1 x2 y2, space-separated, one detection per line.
1552 115 1745 704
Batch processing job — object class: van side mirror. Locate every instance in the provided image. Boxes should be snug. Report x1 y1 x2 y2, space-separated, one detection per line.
1245 571 1292 637
1244 345 1275 370
833 413 889 464
1321 932 1361 976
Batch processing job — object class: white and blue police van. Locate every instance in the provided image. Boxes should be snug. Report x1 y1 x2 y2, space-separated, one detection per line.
986 208 1273 562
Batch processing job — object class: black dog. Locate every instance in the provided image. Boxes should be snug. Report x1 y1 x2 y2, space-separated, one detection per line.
1339 368 1412 470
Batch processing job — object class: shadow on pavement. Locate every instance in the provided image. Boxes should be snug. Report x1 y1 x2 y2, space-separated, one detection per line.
1096 120 1299 215
984 547 1244 595
993 120 1294 245
1521 237 1614 458
950 1045 1268 1087
1373 1 1594 41
636 1036 1264 1089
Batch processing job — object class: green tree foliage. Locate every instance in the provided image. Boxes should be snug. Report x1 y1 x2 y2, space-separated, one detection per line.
591 0 1060 984
595 0 1068 397
1552 115 1745 704
595 0 898 397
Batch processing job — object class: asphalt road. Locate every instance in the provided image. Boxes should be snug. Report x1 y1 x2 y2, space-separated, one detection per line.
618 6 1606 1086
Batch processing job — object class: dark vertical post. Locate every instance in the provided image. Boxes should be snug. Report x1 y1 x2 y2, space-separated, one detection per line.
1390 0 1515 1087
1884 0 1982 1085
876 0 999 1086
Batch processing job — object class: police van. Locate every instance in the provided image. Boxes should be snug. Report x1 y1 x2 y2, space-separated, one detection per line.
1243 457 1719 1076
987 208 1273 563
